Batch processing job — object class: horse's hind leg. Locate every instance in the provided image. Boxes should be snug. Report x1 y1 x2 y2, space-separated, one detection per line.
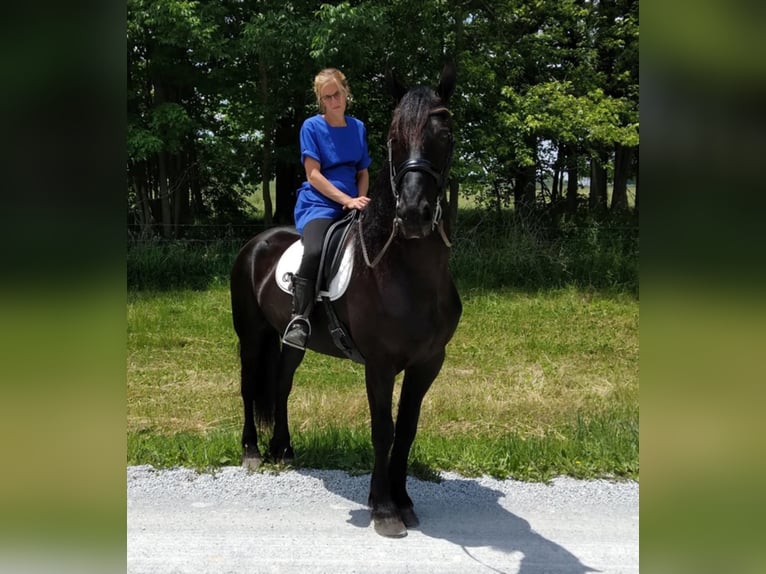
269 345 304 462
238 333 261 469
237 329 277 469
389 350 446 527
232 270 280 470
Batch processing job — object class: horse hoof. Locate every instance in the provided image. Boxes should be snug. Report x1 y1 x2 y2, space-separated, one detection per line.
373 515 407 538
270 446 294 464
241 454 262 471
399 507 419 529
280 447 295 464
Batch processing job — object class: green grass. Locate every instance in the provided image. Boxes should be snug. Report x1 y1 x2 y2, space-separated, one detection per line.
128 411 636 482
127 284 638 481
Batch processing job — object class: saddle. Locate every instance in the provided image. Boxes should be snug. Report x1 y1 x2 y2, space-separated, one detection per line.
317 209 358 295
275 210 364 364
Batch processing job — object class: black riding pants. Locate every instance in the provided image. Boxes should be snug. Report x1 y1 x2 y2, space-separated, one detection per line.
297 217 334 282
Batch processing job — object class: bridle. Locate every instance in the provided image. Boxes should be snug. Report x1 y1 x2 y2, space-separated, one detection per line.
360 107 455 268
388 133 454 229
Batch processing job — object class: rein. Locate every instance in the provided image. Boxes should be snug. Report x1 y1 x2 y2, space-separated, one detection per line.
359 109 454 268
359 214 399 268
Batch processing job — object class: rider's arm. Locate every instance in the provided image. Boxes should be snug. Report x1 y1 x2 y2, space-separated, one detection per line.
304 157 370 210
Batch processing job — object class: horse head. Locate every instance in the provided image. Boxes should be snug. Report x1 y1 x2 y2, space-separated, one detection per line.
386 62 456 240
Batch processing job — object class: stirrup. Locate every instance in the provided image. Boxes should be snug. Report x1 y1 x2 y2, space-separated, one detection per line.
282 316 311 350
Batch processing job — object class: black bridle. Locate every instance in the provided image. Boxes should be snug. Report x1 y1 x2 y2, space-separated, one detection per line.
389 143 453 192
387 108 455 232
359 108 455 268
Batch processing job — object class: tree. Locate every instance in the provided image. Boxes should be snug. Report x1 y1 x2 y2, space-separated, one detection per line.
127 0 640 232
128 0 250 236
488 0 638 216
241 2 324 224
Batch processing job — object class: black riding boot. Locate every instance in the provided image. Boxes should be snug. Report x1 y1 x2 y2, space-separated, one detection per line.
282 274 315 350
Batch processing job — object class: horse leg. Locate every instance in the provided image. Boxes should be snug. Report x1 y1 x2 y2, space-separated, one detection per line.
235 304 282 470
238 332 266 470
365 363 406 538
389 350 446 528
268 345 304 462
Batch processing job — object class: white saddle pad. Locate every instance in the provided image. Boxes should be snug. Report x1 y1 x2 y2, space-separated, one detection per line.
275 238 355 301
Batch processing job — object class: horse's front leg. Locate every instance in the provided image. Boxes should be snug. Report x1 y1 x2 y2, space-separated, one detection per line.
389 350 446 528
365 362 406 538
269 346 303 462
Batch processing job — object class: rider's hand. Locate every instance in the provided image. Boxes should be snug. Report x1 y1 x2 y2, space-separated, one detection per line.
344 196 371 211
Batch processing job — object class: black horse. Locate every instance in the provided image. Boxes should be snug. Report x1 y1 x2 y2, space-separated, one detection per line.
230 63 462 537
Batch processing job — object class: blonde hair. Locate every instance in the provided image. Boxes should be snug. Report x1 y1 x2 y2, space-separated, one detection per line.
313 68 351 112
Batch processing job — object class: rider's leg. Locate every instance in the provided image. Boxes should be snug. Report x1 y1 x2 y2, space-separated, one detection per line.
282 218 332 350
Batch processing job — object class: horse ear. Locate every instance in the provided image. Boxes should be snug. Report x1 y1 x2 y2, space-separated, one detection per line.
437 60 457 103
386 67 407 103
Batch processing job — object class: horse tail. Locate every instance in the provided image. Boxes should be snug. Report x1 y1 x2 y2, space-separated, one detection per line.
233 329 279 427
231 242 279 428
251 330 279 426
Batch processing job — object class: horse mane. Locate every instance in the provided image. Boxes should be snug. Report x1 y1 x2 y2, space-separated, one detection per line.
387 86 442 149
360 166 395 251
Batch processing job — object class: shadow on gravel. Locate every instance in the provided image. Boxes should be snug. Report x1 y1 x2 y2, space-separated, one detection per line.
306 470 597 574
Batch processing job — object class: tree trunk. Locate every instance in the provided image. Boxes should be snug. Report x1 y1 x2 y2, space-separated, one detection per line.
634 146 639 215
274 114 301 224
134 162 154 237
611 143 632 212
259 59 274 225
274 164 299 224
513 135 537 213
565 147 579 215
451 7 464 235
261 153 273 225
157 151 173 238
447 177 459 237
172 152 188 234
189 143 203 221
589 151 608 214
551 165 560 205
513 166 535 214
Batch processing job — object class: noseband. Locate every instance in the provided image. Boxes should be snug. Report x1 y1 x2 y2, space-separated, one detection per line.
389 141 453 193
360 108 454 268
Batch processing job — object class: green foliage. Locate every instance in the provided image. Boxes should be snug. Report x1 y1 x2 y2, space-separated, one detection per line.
127 0 639 231
149 102 195 153
501 82 639 157
451 0 638 206
127 239 243 290
128 0 217 51
126 209 637 292
127 125 164 161
451 209 638 293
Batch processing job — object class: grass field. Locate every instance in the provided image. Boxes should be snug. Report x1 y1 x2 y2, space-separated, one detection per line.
127 282 638 481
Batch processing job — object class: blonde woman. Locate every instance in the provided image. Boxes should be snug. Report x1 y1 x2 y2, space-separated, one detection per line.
283 68 372 350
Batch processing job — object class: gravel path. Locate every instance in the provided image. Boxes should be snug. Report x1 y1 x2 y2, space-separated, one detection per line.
128 465 638 574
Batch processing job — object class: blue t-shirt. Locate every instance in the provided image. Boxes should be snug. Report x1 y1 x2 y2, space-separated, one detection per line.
294 115 372 234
